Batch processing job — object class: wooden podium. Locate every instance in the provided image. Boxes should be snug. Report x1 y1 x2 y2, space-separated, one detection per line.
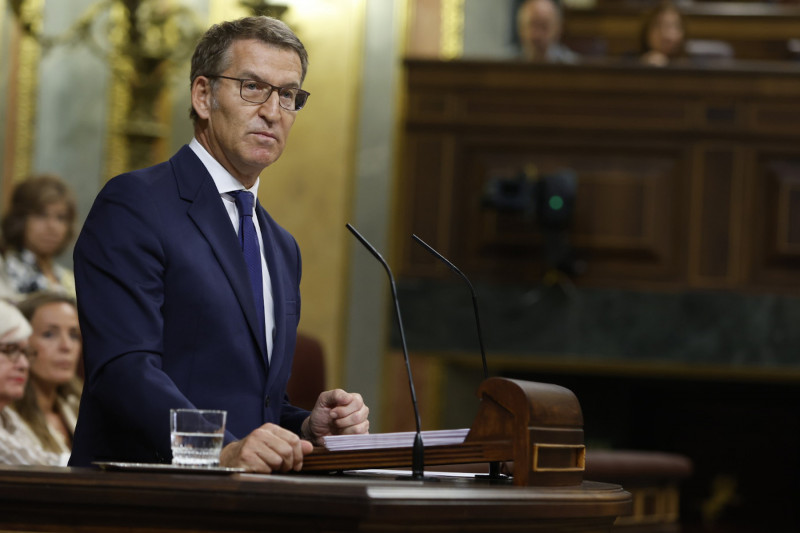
0 379 631 532
304 377 587 487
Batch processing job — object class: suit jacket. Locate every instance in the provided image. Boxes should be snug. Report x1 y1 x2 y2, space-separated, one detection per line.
69 145 309 466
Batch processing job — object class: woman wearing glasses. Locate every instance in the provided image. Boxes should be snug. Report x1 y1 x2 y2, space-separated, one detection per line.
13 293 82 464
0 299 61 465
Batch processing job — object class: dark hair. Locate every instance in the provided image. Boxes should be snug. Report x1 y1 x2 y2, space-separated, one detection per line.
639 2 685 55
13 291 82 454
1 174 77 255
16 291 77 323
189 16 309 122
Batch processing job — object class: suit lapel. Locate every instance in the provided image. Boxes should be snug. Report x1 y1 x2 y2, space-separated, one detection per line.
171 146 269 361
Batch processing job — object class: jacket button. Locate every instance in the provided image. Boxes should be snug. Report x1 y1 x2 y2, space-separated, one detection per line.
264 396 270 408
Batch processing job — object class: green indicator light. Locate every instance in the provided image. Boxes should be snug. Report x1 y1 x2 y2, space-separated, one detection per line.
549 195 564 210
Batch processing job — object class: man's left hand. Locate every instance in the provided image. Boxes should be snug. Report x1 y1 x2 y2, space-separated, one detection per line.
301 389 369 444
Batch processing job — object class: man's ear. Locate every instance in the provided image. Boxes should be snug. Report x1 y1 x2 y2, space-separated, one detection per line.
191 76 213 120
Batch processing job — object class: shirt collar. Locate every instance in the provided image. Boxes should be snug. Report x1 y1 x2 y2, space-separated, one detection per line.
189 138 260 197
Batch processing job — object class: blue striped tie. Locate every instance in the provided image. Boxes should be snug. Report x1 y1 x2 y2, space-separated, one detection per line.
230 191 266 349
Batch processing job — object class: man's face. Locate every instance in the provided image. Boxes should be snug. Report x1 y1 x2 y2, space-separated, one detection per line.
518 0 561 61
192 39 303 186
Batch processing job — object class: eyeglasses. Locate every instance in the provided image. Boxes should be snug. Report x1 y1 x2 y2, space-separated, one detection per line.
0 343 34 363
207 75 310 111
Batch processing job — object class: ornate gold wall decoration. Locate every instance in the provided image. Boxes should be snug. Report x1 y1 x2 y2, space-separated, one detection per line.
103 1 133 181
0 0 5 57
9 0 294 183
100 1 204 175
9 0 44 185
440 0 464 60
10 0 214 178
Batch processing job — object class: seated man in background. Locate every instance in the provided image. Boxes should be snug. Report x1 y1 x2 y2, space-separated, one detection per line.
517 0 578 64
0 299 62 465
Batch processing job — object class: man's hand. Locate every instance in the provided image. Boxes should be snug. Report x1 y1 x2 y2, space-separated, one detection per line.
301 389 370 444
219 422 313 473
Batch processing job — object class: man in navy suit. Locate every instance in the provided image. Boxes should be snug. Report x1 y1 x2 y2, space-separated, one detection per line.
69 16 369 472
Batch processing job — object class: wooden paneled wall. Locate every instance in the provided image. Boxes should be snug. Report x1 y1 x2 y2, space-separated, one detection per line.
395 59 800 294
564 4 800 60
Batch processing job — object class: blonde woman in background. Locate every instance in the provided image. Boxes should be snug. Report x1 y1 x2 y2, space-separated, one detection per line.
13 292 82 464
0 299 61 465
1 174 77 298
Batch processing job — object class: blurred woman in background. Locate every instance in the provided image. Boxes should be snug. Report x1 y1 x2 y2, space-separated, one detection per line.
0 299 61 465
1 174 77 298
13 292 82 464
640 2 685 67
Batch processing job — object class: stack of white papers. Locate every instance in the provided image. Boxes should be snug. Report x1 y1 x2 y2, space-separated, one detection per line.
322 428 470 451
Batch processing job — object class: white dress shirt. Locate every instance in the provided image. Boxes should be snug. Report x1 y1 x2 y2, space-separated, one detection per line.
189 138 275 362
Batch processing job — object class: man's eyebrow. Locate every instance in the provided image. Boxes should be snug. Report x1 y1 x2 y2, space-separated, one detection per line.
240 70 301 89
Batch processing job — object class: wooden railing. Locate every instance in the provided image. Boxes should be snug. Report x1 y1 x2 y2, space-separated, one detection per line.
564 3 800 61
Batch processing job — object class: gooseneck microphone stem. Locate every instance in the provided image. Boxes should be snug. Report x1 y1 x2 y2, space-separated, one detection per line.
346 223 426 480
411 234 488 379
411 234 509 483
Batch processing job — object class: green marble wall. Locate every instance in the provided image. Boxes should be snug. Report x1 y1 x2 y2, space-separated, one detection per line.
396 278 800 368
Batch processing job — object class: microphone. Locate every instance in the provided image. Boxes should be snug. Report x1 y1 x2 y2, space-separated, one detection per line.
346 223 433 481
411 234 488 380
411 234 509 483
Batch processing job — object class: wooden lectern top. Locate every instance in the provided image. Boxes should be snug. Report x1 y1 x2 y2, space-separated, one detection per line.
0 464 631 532
303 377 587 487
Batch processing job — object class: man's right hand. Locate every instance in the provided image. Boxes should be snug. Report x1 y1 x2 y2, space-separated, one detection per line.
219 423 313 473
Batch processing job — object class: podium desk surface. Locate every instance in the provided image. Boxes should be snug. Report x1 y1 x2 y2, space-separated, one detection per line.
0 465 631 532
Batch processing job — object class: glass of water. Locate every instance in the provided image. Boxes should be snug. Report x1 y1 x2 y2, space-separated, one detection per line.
170 409 226 467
